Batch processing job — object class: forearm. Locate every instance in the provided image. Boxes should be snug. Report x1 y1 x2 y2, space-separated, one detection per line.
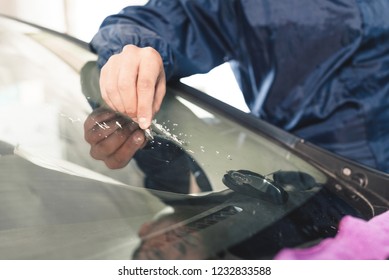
90 0 239 80
90 19 174 78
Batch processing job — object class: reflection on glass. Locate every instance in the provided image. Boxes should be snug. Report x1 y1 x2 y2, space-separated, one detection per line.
83 106 212 194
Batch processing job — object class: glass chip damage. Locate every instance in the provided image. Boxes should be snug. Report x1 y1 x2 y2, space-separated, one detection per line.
0 16 385 260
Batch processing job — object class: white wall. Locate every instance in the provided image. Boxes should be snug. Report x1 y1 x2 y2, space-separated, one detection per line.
0 0 67 32
0 0 147 41
65 0 148 41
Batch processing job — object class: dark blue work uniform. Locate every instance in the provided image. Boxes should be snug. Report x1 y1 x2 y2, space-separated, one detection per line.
90 0 389 173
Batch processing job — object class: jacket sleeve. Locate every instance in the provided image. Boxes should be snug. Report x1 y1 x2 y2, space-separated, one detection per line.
90 0 241 80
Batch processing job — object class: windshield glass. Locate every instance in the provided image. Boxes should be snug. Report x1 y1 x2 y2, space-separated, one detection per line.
0 17 367 260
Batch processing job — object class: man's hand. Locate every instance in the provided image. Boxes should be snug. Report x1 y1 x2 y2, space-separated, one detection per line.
99 44 166 129
84 107 146 169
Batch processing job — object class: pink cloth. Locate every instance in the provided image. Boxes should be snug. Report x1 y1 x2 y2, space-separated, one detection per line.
274 210 389 260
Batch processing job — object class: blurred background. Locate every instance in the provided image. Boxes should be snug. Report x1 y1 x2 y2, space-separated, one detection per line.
0 0 147 41
0 0 248 111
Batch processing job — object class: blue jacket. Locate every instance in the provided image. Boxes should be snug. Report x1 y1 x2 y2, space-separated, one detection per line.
90 0 389 173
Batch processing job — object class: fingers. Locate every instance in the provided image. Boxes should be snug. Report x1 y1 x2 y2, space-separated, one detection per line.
100 55 126 113
83 107 117 133
137 47 166 129
153 74 166 116
84 108 146 169
118 54 138 119
99 45 166 129
94 129 145 169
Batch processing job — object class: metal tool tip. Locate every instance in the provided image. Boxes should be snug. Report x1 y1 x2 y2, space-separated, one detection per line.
144 128 154 140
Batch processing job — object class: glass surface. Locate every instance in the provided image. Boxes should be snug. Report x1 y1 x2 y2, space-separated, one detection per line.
0 17 367 259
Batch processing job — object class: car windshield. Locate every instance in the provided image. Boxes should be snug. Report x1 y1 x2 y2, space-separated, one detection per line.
0 16 369 260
